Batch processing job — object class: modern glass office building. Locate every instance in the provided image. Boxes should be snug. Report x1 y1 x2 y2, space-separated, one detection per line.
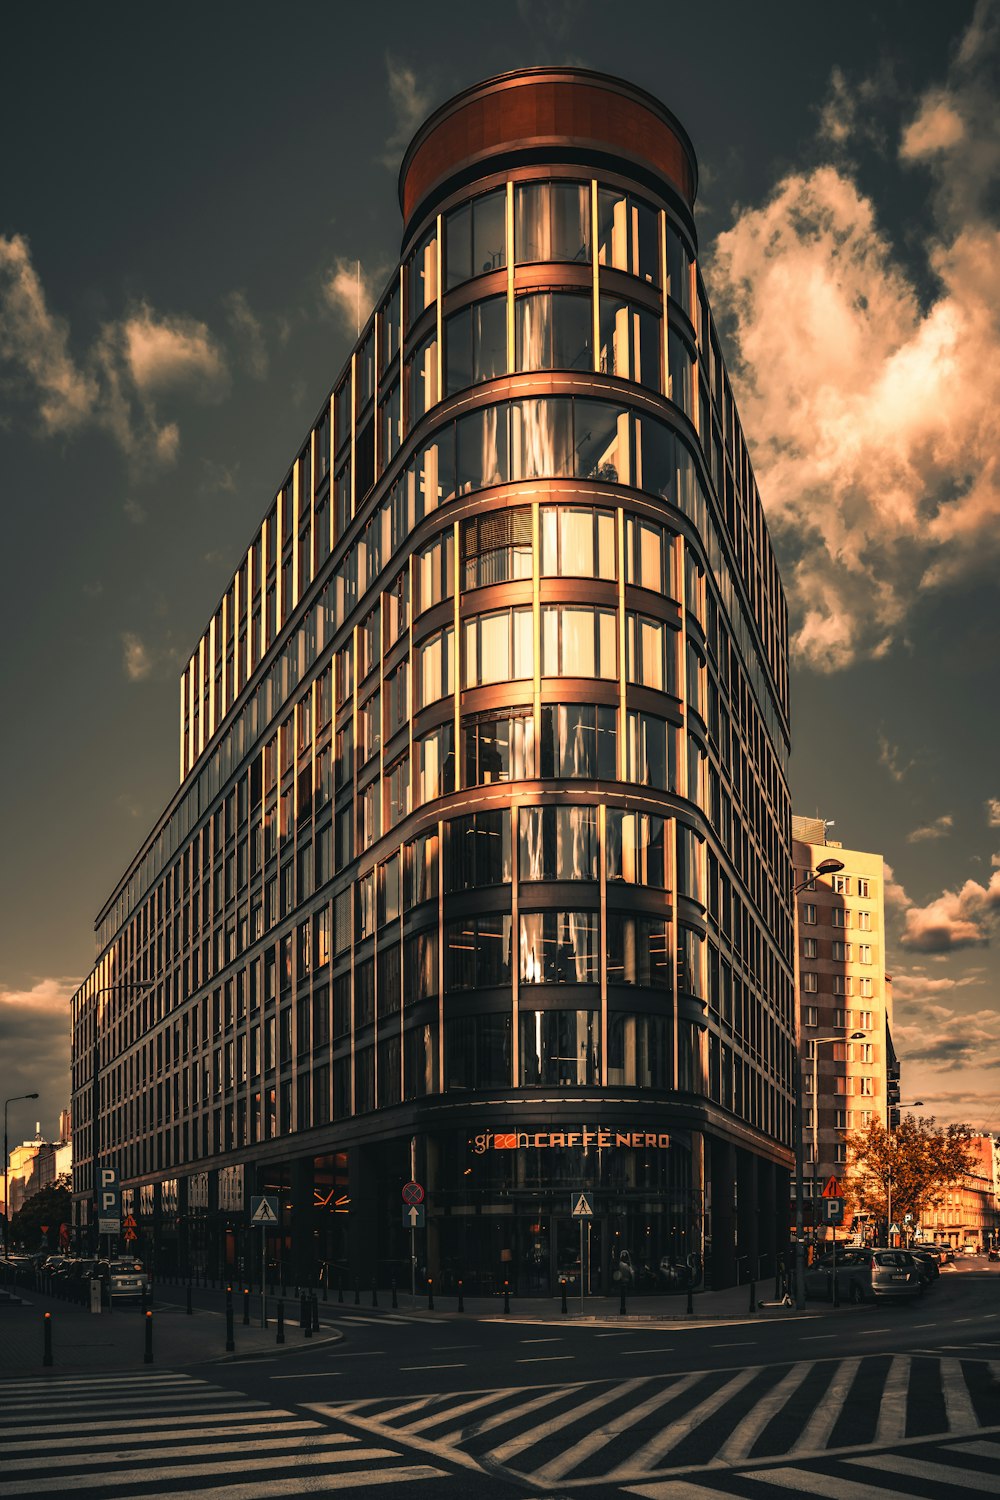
71 68 794 1295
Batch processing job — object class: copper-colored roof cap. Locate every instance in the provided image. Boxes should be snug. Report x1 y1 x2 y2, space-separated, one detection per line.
399 67 698 236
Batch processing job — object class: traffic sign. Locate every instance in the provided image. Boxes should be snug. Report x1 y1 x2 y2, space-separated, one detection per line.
821 1196 845 1225
123 1215 137 1229
401 1181 425 1206
98 1218 119 1234
250 1195 279 1225
403 1204 425 1229
904 1212 913 1223
821 1175 841 1199
123 1227 137 1243
889 1222 900 1235
571 1192 594 1217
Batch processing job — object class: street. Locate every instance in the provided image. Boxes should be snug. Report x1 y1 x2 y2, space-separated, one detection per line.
0 1259 997 1498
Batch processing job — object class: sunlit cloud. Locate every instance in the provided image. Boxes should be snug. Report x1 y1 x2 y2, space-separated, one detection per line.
986 797 1000 827
706 4 1000 671
878 732 914 783
322 257 389 338
907 814 954 843
225 290 268 379
899 868 1000 952
0 978 79 1153
379 55 433 170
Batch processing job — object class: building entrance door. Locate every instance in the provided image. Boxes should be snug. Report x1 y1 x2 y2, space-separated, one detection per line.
552 1214 600 1296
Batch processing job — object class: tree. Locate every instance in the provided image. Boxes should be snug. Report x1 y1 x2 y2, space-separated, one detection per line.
843 1114 977 1235
8 1179 72 1251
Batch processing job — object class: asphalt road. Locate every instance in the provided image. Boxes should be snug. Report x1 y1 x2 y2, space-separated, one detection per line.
2 1259 997 1499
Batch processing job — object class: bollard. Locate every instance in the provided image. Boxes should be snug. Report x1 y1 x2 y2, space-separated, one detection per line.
457 1279 464 1314
354 1277 360 1307
243 1287 251 1326
749 1279 757 1314
686 1284 694 1316
322 1277 327 1304
144 1310 153 1364
300 1291 311 1337
338 1274 344 1306
391 1278 398 1310
225 1299 235 1353
427 1278 434 1311
186 1282 193 1315
311 1291 319 1334
832 1272 840 1310
560 1278 568 1315
503 1280 510 1314
371 1281 378 1309
276 1298 285 1344
620 1283 627 1316
42 1312 53 1367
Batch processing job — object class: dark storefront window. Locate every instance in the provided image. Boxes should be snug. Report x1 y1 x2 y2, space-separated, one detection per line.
444 1013 512 1089
519 1009 599 1084
519 910 598 984
539 704 617 780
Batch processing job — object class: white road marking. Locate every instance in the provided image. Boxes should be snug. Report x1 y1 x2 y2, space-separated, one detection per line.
787 1356 861 1454
715 1363 816 1463
517 1355 575 1363
527 1374 700 1483
0 1449 423 1496
137 1470 446 1498
398 1363 466 1371
940 1356 978 1430
609 1367 761 1476
874 1355 910 1445
0 1433 358 1473
850 1451 1000 1492
747 1465 911 1498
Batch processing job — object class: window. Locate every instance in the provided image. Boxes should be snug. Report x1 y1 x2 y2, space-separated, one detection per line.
445 810 511 890
858 1076 874 1096
605 810 666 888
541 605 617 678
665 223 692 314
519 911 598 984
625 710 677 791
516 292 592 373
596 187 659 283
417 722 455 802
407 331 438 426
408 226 437 323
626 612 677 693
519 806 599 881
540 703 617 780
859 944 872 964
802 937 818 959
607 1013 670 1088
857 879 871 898
457 406 509 493
667 331 694 418
414 530 454 615
463 607 533 686
802 1005 819 1028
541 505 616 580
520 1009 598 1086
858 910 872 930
463 708 535 785
801 972 818 993
833 1008 849 1028
851 1043 874 1063
445 1014 512 1090
445 297 507 393
598 296 661 390
445 189 506 287
802 903 817 925
832 941 852 962
832 908 851 928
607 915 670 987
511 397 574 479
833 875 851 895
833 975 853 997
859 977 874 999
414 625 454 707
515 181 590 264
445 913 512 990
858 1010 873 1030
625 515 675 595
462 508 532 589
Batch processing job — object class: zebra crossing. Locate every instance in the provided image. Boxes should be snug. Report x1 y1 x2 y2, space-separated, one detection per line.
624 1436 1000 1497
0 1371 446 1497
308 1352 1000 1487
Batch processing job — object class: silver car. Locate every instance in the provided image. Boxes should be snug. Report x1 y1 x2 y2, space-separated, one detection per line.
871 1249 923 1301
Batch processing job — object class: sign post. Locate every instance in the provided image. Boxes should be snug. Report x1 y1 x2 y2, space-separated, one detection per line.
402 1182 425 1307
250 1195 279 1328
571 1193 594 1312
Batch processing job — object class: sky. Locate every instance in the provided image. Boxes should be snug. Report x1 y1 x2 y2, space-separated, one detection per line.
1 0 997 1150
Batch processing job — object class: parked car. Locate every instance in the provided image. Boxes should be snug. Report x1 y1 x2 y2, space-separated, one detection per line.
803 1248 873 1304
909 1251 939 1286
871 1249 923 1301
988 1248 999 1262
95 1258 149 1304
962 1244 978 1256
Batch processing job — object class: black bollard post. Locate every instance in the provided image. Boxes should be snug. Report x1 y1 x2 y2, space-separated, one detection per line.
457 1279 464 1313
371 1281 378 1308
243 1287 251 1326
391 1278 398 1310
225 1299 235 1353
774 1256 782 1302
338 1274 344 1306
186 1282 193 1315
144 1310 153 1364
686 1283 694 1315
322 1276 327 1303
620 1282 627 1316
354 1277 360 1306
427 1278 434 1311
42 1312 53 1367
311 1291 320 1333
503 1280 510 1314
832 1270 840 1310
276 1299 285 1344
301 1291 311 1338
560 1278 568 1315
749 1278 757 1314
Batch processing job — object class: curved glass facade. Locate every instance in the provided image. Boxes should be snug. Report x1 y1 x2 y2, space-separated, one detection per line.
72 69 793 1297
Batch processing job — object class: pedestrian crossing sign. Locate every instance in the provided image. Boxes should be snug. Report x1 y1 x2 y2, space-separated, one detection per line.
571 1192 594 1217
250 1195 279 1225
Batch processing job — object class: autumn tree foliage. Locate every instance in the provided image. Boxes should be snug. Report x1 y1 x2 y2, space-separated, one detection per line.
843 1114 977 1232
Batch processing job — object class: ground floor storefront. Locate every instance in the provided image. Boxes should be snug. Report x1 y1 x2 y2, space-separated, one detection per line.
74 1113 791 1297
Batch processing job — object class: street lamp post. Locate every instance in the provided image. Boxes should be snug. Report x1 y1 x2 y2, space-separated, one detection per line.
885 1100 923 1245
792 857 845 1309
3 1093 40 1259
809 1031 868 1225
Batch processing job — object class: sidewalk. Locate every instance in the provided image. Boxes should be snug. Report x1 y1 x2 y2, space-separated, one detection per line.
350 1281 843 1323
0 1286 340 1378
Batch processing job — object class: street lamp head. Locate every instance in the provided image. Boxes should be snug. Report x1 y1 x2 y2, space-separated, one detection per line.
849 1031 867 1040
815 858 845 876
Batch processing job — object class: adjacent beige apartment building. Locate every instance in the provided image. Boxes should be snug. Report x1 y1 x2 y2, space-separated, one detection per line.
792 815 897 1236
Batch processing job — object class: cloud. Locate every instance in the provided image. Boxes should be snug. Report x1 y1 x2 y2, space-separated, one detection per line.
907 814 954 843
200 458 240 495
899 868 1000 952
121 632 152 681
878 732 914 783
123 496 146 525
0 234 229 470
706 8 1000 671
986 797 1000 827
225 290 268 379
888 970 982 1001
379 55 433 170
0 978 79 1157
322 257 389 338
892 991 1000 1071
882 861 911 912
